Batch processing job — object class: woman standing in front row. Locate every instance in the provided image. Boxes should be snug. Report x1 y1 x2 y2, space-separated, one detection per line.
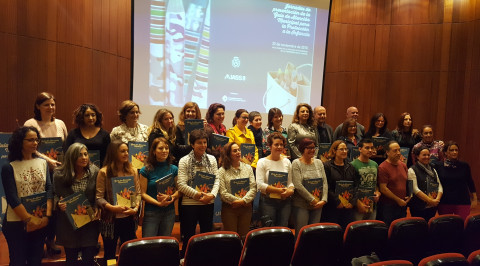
2 127 53 265
218 142 257 240
177 129 219 257
96 141 141 260
291 138 328 236
54 143 100 265
139 137 179 237
256 132 294 227
408 146 443 222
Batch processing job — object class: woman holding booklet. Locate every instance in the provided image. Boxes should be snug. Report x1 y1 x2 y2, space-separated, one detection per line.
175 102 204 161
95 141 141 260
177 129 219 258
322 140 358 229
139 137 179 237
218 142 257 240
54 143 100 265
1 126 53 265
226 109 259 168
408 145 443 222
256 132 294 227
291 138 328 237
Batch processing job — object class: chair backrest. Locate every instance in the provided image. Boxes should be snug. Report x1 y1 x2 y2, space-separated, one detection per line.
343 220 388 261
117 236 179 266
368 260 414 266
464 213 480 256
428 214 464 254
388 217 428 264
467 249 480 266
290 223 343 266
239 227 294 266
183 231 242 266
418 253 468 266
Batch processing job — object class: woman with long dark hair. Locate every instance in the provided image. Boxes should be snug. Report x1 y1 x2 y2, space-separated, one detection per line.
226 109 259 168
391 112 421 167
95 141 141 260
2 126 53 265
54 143 100 265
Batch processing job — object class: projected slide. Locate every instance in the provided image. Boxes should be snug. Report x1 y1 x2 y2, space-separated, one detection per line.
133 0 330 115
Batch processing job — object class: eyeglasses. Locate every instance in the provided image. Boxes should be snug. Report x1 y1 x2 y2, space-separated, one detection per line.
24 138 40 143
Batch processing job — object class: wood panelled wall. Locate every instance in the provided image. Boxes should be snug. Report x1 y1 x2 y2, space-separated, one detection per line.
324 0 480 191
1 0 479 189
0 0 131 132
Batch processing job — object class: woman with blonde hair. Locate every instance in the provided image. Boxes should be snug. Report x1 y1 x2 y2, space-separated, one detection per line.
148 108 178 162
175 102 203 161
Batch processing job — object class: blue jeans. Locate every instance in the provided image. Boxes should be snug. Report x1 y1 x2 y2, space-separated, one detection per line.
260 196 292 227
142 207 176 237
293 206 322 238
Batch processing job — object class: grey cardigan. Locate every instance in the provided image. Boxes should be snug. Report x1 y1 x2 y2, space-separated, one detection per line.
53 164 100 248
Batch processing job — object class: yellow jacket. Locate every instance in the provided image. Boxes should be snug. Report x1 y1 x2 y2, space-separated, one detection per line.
226 125 259 168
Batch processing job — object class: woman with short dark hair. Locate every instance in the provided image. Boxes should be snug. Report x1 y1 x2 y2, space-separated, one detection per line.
65 103 111 165
262 107 289 157
110 100 149 143
434 141 477 220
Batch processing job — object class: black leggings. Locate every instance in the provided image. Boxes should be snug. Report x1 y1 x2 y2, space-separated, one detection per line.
102 216 137 260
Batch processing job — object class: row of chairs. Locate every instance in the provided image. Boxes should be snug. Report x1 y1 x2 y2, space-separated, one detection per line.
370 251 480 265
116 213 480 266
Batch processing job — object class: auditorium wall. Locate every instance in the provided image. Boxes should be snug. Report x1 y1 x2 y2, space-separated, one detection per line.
1 0 479 190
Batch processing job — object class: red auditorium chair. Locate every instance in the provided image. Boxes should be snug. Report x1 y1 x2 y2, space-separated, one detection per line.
463 213 480 256
428 214 464 254
418 253 468 266
290 223 343 266
239 227 294 266
117 236 179 266
387 217 428 264
468 249 480 266
343 220 388 263
183 231 242 266
368 260 414 266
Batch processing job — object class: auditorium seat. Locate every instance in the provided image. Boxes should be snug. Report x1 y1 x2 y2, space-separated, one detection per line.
117 236 179 266
428 215 464 254
239 227 294 266
467 249 480 266
387 217 428 264
183 231 242 266
290 223 343 266
463 213 480 256
418 253 468 266
343 220 388 263
368 260 414 266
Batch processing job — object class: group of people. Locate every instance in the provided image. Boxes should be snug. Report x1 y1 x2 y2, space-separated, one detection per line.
1 92 477 265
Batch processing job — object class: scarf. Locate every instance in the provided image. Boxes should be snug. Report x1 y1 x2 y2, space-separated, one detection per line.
185 150 215 187
444 159 457 168
417 162 436 180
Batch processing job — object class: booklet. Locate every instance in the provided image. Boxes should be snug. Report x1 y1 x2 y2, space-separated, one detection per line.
426 178 439 200
184 119 205 145
400 147 410 164
230 178 249 198
111 176 136 208
349 147 360 161
209 133 229 151
191 171 216 193
356 186 375 213
335 180 354 207
317 143 331 163
156 173 176 195
60 192 95 230
38 137 63 162
372 137 390 154
128 141 149 170
241 143 256 165
21 192 47 218
302 178 323 201
88 150 101 168
267 171 288 199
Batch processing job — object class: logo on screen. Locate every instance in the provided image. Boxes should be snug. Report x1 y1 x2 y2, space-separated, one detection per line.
232 57 241 68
